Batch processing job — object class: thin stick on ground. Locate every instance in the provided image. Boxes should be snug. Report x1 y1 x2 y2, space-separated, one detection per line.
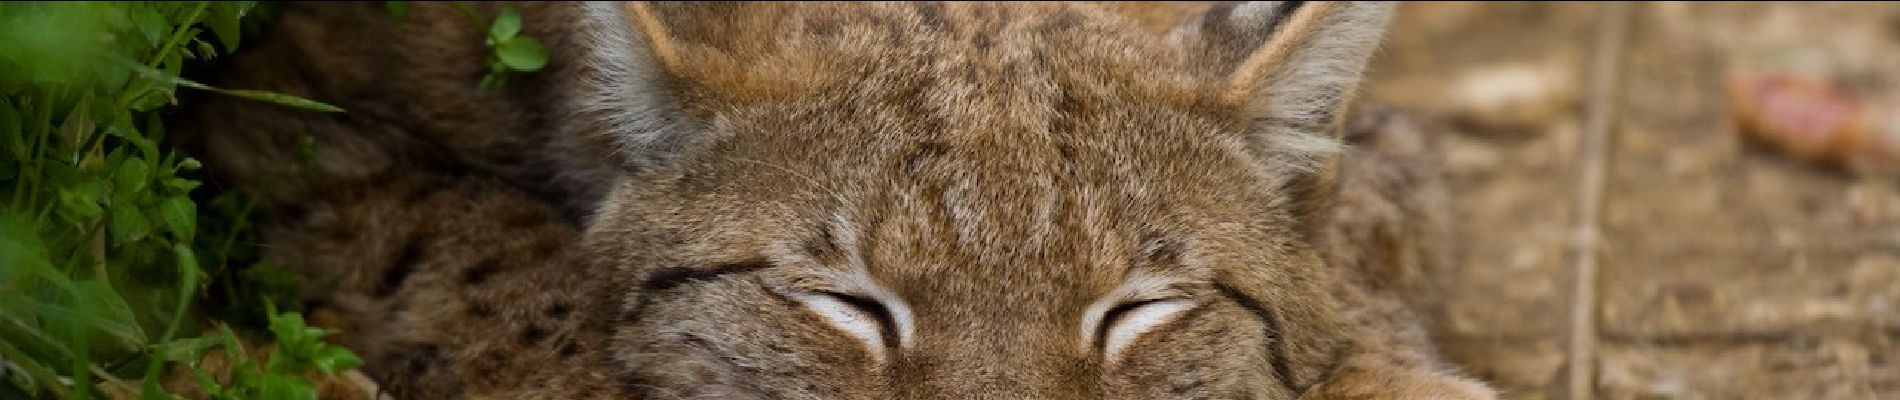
1566 2 1631 400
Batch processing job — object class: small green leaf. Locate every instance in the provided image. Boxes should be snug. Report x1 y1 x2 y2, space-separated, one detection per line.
159 196 196 241
385 1 410 20
490 7 522 41
494 37 549 71
109 198 152 244
130 86 175 111
77 176 112 204
267 312 308 347
133 5 170 48
59 190 104 218
309 345 362 375
161 177 201 192
210 89 345 113
254 372 319 400
208 2 243 51
113 160 151 195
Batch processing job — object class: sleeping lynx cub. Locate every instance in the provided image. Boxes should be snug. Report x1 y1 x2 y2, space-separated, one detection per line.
173 1 1497 399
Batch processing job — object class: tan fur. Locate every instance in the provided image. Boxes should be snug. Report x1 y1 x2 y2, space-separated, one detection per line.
173 2 1495 399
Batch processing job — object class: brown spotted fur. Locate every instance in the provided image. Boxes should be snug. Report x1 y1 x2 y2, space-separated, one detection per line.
172 2 1495 399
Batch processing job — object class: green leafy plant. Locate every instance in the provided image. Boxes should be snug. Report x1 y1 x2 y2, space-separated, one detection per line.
185 307 360 400
386 1 550 90
481 6 552 89
0 2 356 399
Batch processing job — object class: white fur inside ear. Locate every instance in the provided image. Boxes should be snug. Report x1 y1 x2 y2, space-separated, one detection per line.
571 1 700 171
1215 1 1398 175
1101 299 1197 361
790 292 889 360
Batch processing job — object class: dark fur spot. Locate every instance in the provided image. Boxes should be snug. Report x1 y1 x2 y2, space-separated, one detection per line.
530 238 561 259
272 203 310 224
1045 8 1082 32
626 263 776 323
375 238 427 297
639 263 774 292
1200 3 1237 34
1050 89 1084 143
622 374 659 399
469 301 495 318
1268 2 1308 32
1169 381 1198 396
1138 235 1186 266
398 178 442 205
904 141 950 173
1055 144 1076 163
1053 144 1080 180
558 342 582 357
462 256 501 286
319 219 357 242
371 342 460 399
914 2 950 32
803 228 842 261
501 211 549 230
878 15 910 43
1216 283 1302 393
519 325 548 345
547 302 573 317
405 344 441 376
804 17 841 37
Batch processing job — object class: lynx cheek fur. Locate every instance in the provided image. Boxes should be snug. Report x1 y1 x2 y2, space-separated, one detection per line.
173 2 1497 399
576 2 1494 399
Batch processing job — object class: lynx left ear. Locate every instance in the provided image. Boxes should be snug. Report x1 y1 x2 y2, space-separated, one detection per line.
1175 1 1397 173
569 1 701 173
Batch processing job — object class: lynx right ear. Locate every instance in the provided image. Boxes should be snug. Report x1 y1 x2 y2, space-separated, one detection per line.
571 1 701 173
1171 1 1396 175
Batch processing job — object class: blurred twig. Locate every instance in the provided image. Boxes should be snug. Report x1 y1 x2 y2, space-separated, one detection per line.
1565 2 1632 400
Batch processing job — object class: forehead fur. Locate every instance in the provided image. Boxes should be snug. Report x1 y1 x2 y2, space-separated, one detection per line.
652 2 1230 111
620 2 1310 309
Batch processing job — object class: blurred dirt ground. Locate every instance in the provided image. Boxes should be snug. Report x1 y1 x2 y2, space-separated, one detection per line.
1368 2 1900 399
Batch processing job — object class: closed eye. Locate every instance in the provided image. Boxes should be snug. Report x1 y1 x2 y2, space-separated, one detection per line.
1095 298 1197 362
791 290 901 356
825 291 900 349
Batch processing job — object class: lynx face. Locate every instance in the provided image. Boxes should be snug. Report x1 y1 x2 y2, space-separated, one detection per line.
571 2 1479 399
